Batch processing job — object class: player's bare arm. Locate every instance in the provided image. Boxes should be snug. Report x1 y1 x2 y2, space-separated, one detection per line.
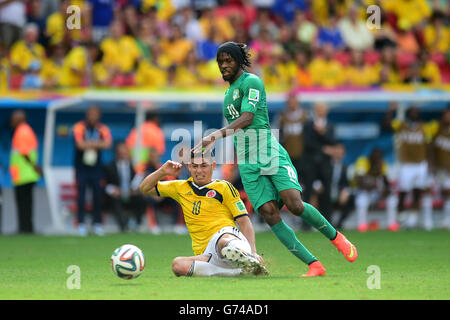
235 215 264 264
192 112 254 154
139 160 182 196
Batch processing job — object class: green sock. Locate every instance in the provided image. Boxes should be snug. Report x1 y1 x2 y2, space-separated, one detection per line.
270 220 317 265
301 202 337 240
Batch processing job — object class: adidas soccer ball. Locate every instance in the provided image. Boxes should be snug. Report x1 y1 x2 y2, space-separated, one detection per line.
110 244 145 279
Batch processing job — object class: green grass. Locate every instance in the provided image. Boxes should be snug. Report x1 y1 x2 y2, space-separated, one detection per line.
0 230 449 300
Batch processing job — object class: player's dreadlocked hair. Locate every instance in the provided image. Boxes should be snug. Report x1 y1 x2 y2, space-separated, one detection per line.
236 43 252 70
217 42 252 71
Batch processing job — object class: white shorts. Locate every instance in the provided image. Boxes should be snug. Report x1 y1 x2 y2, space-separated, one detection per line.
202 226 251 269
397 162 430 192
435 169 450 190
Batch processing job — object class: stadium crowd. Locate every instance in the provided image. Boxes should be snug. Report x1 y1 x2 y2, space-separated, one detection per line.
0 0 449 91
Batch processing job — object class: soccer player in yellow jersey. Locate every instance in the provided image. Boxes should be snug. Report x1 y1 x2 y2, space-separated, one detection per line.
139 152 267 277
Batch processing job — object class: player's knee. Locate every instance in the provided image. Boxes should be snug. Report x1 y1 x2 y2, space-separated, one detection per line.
217 234 238 253
171 257 189 277
280 190 304 216
258 204 281 226
285 198 305 216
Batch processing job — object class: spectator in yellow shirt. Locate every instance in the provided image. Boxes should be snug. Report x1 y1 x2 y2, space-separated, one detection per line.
199 8 234 44
173 50 209 89
418 50 441 84
45 0 83 45
160 24 193 67
135 60 168 89
10 23 46 75
424 10 449 54
312 0 352 26
40 43 66 89
100 20 142 85
261 46 296 90
308 43 345 88
59 42 107 87
58 45 88 87
383 0 431 31
374 46 401 85
141 0 175 20
345 50 378 87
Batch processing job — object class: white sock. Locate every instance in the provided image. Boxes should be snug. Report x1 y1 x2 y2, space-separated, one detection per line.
443 199 450 228
422 195 433 231
190 261 241 277
355 192 369 226
405 210 418 228
386 194 398 226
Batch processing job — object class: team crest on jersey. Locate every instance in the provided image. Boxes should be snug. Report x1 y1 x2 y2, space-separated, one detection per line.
206 190 217 198
233 89 239 100
248 88 260 102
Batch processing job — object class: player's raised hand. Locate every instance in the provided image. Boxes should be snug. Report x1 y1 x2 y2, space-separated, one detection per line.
191 135 216 155
161 160 182 176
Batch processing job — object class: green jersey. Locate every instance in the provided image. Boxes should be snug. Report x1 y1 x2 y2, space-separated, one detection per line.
223 72 279 166
222 72 302 210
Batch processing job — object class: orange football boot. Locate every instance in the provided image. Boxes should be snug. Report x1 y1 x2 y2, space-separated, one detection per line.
357 223 368 232
330 231 358 262
301 261 326 277
387 222 400 232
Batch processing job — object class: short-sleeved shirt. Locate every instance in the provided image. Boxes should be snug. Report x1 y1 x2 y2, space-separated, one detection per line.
222 72 302 211
155 177 248 255
223 72 281 166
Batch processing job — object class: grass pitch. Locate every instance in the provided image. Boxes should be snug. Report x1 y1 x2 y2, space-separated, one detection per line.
0 230 448 300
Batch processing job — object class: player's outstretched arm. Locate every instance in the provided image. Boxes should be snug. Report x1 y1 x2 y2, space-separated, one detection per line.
192 112 254 155
139 160 182 196
235 215 264 264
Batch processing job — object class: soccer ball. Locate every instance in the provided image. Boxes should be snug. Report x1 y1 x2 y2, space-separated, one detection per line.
110 244 145 279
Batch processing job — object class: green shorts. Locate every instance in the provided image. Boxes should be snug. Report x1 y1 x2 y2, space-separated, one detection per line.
239 147 302 212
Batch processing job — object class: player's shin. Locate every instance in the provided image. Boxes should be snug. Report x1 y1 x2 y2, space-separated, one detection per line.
386 194 399 230
300 202 338 240
355 192 369 232
270 220 317 265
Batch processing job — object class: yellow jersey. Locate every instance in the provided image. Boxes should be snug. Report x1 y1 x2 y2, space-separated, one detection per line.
100 36 142 73
10 40 46 72
156 177 248 255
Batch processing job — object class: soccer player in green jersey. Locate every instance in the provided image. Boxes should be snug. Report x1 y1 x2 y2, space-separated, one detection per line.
193 42 358 277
